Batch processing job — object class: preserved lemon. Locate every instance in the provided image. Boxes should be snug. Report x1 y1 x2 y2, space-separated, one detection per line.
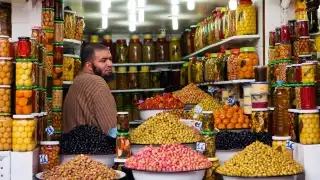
236 0 256 35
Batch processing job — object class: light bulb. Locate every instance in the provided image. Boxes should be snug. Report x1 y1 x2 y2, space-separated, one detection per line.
128 13 137 23
138 9 144 23
128 0 136 11
101 0 111 14
171 4 179 16
137 0 145 8
172 17 178 30
187 0 195 10
129 23 136 32
171 0 179 5
228 0 237 11
102 15 108 29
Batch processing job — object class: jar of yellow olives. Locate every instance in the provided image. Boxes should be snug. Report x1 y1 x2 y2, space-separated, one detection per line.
302 62 316 83
63 54 77 81
12 114 37 152
0 115 13 151
298 109 320 144
272 136 293 158
15 58 34 87
236 0 256 35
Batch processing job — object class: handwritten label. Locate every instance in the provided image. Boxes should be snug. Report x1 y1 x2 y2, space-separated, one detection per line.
194 121 202 131
194 105 203 114
286 140 294 150
228 96 235 106
39 154 48 165
208 87 215 93
108 127 117 138
196 142 206 152
45 126 54 136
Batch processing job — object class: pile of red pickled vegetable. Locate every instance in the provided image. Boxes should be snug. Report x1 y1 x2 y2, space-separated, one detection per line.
125 144 212 172
138 93 184 110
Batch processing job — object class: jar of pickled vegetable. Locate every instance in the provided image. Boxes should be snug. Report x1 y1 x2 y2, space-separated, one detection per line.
16 58 33 86
227 49 239 80
299 37 311 55
74 58 81 78
294 64 302 83
213 9 221 43
228 9 236 37
281 25 290 43
0 36 9 57
274 43 280 60
43 30 54 52
150 70 160 88
236 0 256 35
180 63 188 86
299 20 309 37
31 26 42 44
53 42 63 65
277 60 292 83
0 115 12 151
274 86 291 136
107 67 116 90
205 53 216 82
52 65 63 86
315 34 320 52
194 58 204 83
117 112 129 132
298 109 320 144
300 83 316 109
63 54 76 81
275 27 281 44
268 62 275 84
64 10 76 39
169 37 181 62
143 34 155 62
42 0 54 8
238 47 258 79
116 39 128 63
45 52 53 76
116 132 131 159
156 34 169 62
160 69 172 88
316 81 320 106
272 136 293 157
52 109 62 131
128 66 138 89
42 8 54 30
39 141 60 171
129 34 142 63
286 65 294 83
279 43 292 59
52 86 63 109
302 62 316 83
117 67 128 90
251 109 269 133
115 93 124 108
0 57 12 85
102 34 115 62
54 21 64 43
30 38 38 59
17 37 31 58
222 8 229 39
139 66 150 89
201 131 216 158
75 16 84 41
12 115 37 152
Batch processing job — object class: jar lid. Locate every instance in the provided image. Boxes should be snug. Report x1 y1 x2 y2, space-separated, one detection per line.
272 136 291 140
185 28 191 32
208 157 219 162
47 52 53 55
171 37 180 41
54 130 62 134
243 104 252 107
129 66 138 72
140 66 150 72
0 57 12 61
75 15 84 19
42 7 54 11
42 112 48 116
46 97 52 100
297 109 319 113
201 131 216 135
90 35 99 43
240 47 255 52
53 64 63 67
0 85 11 88
114 158 127 163
291 64 302 67
118 67 127 73
13 114 35 119
131 34 140 40
190 25 197 28
0 113 11 116
43 29 54 33
302 62 316 65
211 53 217 58
16 86 33 90
299 54 312 58
117 132 130 136
278 60 292 63
269 46 275 49
251 81 269 84
54 20 64 23
117 112 129 115
53 42 63 46
268 107 274 110
202 111 213 114
300 36 310 39
172 69 181 72
117 39 126 43
157 34 166 38
150 69 160 73
252 108 269 111
63 54 80 58
52 108 62 112
288 109 299 113
31 26 42 30
103 34 112 40
143 34 153 39
40 141 59 145
300 82 315 86
64 10 76 14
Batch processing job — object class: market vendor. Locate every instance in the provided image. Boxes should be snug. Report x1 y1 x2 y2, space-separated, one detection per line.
62 43 117 133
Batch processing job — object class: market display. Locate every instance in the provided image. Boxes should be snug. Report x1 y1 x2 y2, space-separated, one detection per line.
138 93 184 109
189 97 222 118
173 83 211 104
125 144 212 172
213 105 250 129
42 154 120 180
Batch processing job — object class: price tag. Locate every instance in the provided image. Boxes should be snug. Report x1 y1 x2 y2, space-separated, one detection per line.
39 154 48 165
108 127 117 138
45 126 54 136
194 105 203 114
286 140 294 150
208 87 215 93
194 121 202 131
228 96 235 106
196 142 206 152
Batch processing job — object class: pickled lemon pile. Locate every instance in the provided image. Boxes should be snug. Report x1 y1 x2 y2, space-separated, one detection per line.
12 119 37 151
299 113 320 144
217 141 304 177
16 61 33 86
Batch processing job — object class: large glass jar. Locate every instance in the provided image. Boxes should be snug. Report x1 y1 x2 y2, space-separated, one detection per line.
150 70 160 88
272 136 293 157
207 17 213 45
12 115 37 152
189 25 197 53
299 37 311 55
45 52 53 76
52 65 63 86
115 93 124 108
107 67 116 90
139 66 150 89
39 141 60 171
0 115 12 151
156 34 169 62
116 132 131 159
52 109 62 131
43 30 54 52
116 39 128 63
302 62 316 83
279 43 292 59
54 0 63 20
54 21 64 43
169 37 181 62
172 69 181 86
52 86 63 109
116 67 128 90
64 10 76 39
0 86 10 114
128 66 138 89
31 26 42 44
222 8 229 39
236 0 257 35
277 60 292 83
16 58 33 86
102 34 115 62
299 20 309 37
53 42 63 65
298 110 320 144
201 131 216 158
274 86 291 136
238 47 258 79
193 58 204 83
214 9 221 42
129 34 142 63
160 69 172 88
180 63 188 86
75 16 84 41
63 54 76 81
268 62 276 84
228 9 236 37
74 58 81 78
143 34 155 62
17 37 31 58
89 35 99 43
274 43 280 61
251 109 269 132
0 36 9 57
227 49 239 80
42 8 54 30
300 84 316 109
0 57 12 85
286 65 294 84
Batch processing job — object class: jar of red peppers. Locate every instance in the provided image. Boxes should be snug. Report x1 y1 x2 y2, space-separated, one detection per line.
17 37 31 58
299 20 309 37
300 83 316 109
281 25 290 43
156 34 169 62
53 42 63 65
54 0 63 21
129 34 142 63
102 34 115 62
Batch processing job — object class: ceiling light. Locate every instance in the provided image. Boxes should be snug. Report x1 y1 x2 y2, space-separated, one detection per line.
129 23 136 32
137 0 146 8
228 0 237 11
138 9 144 22
171 4 179 16
102 15 108 29
128 13 137 23
128 0 136 12
101 0 111 14
187 0 195 10
172 16 178 30
171 0 179 5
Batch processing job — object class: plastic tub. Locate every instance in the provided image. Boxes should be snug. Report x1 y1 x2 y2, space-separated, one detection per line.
251 93 268 108
39 141 60 171
251 82 269 94
251 108 269 132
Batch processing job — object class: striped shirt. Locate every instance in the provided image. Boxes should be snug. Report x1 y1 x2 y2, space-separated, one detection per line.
62 72 117 133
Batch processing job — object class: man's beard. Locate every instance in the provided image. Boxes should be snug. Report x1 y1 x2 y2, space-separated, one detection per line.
92 63 113 82
92 63 103 77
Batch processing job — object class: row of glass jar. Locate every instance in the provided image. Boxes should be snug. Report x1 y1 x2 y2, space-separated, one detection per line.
0 4 12 36
181 0 257 55
116 106 140 122
113 91 162 109
107 66 181 90
90 34 181 63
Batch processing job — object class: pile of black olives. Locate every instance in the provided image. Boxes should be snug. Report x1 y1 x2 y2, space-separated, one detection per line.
216 131 272 150
60 125 116 154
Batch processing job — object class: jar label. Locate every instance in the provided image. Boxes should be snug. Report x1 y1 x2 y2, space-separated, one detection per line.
208 87 215 93
196 142 206 152
45 126 54 136
194 121 202 132
285 140 294 150
39 154 49 165
194 105 203 114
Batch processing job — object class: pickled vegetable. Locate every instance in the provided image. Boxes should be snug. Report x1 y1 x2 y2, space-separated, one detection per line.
0 115 12 151
39 141 60 171
52 65 63 86
116 132 131 159
139 66 150 89
169 37 181 61
52 87 63 109
54 21 64 42
142 34 155 62
117 112 129 132
201 131 216 158
12 115 37 152
75 16 84 41
0 36 9 57
150 70 160 88
116 40 128 63
128 67 138 89
16 59 33 86
129 34 142 63
299 110 320 144
63 54 76 81
238 47 258 79
43 30 54 52
199 111 214 132
302 62 315 83
116 67 128 90
42 8 54 30
251 109 269 132
0 58 12 85
236 0 256 35
64 10 76 39
52 109 62 131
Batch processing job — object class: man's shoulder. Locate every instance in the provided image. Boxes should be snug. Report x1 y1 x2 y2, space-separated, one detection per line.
74 73 109 90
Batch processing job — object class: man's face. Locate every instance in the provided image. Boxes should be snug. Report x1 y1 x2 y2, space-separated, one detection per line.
91 49 113 77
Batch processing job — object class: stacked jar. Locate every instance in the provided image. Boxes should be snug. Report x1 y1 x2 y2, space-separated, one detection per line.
251 108 269 133
237 47 258 79
129 34 142 63
243 85 252 115
251 62 268 109
142 33 155 62
102 34 115 62
63 54 78 82
116 112 131 159
117 67 128 90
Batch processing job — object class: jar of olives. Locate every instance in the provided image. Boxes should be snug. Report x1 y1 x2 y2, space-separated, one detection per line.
238 47 258 79
143 34 155 62
150 70 160 88
169 37 181 62
117 67 128 90
116 40 128 63
64 10 76 39
139 66 150 89
201 131 216 158
129 34 142 63
128 66 138 89
299 37 311 55
39 141 60 171
0 115 12 151
12 115 37 152
236 0 256 35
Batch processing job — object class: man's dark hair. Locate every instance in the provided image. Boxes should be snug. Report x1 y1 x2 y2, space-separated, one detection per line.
81 43 109 68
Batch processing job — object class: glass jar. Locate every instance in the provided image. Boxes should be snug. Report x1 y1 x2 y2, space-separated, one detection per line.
277 60 292 83
54 0 63 20
272 136 293 157
30 38 38 59
116 40 128 63
279 43 292 59
52 109 62 131
39 141 60 171
117 112 129 132
31 26 42 44
228 9 236 37
52 65 63 86
43 30 54 52
89 35 99 43
156 34 169 62
51 131 61 141
116 132 131 159
253 65 267 82
64 10 76 39
172 69 180 86
115 93 124 108
0 4 11 36
293 39 300 57
42 0 54 8
199 111 214 132
222 8 229 39
45 97 53 117
160 69 172 88
204 157 220 180
0 115 12 151
227 49 239 80
54 21 64 42
129 34 142 63
107 67 116 90
281 25 290 42
0 57 12 85
12 115 37 152
52 86 63 109
63 54 76 81
286 65 294 84
39 88 46 112
299 20 309 36
143 34 155 62
74 58 81 78
53 42 63 65
169 37 181 62
46 75 53 97
75 16 84 41
238 47 258 79
298 110 320 144
102 35 115 62
300 84 316 109
251 93 268 108
42 8 54 30
0 36 9 57
128 66 138 89
201 131 216 158
251 109 269 132
294 85 302 109
302 62 316 83
274 86 291 136
17 37 31 58
16 59 33 86
299 37 311 55
274 43 280 61
205 53 216 82
236 0 256 35
117 67 128 90
150 70 160 88
139 66 150 89
213 9 221 43
268 62 276 84
180 63 188 86
295 64 302 83
45 52 53 76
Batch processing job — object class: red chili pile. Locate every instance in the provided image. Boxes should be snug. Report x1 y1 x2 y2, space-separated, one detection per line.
125 144 212 172
138 93 184 110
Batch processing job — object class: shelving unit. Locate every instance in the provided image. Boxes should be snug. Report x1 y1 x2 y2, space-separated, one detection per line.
113 61 185 67
196 79 255 86
182 35 260 60
111 88 164 93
